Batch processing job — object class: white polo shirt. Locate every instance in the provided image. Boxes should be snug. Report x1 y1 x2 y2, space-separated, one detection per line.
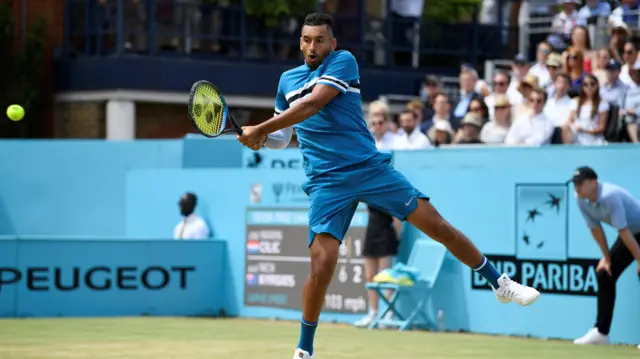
393 128 432 150
174 214 210 240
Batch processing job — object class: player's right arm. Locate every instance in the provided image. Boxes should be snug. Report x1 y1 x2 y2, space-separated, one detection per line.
263 75 294 149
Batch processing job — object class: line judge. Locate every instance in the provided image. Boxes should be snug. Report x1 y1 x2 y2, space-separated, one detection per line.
571 166 640 345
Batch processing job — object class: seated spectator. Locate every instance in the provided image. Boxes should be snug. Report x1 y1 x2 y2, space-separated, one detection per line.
513 74 539 119
619 41 637 86
407 99 426 130
505 88 555 145
620 58 640 142
607 21 631 62
174 192 210 240
564 46 588 96
528 41 553 88
481 94 512 144
506 53 530 105
368 100 396 149
393 110 432 149
419 75 441 117
562 74 610 145
422 92 455 134
454 99 489 143
452 67 484 123
544 72 573 136
454 113 484 144
593 48 617 84
609 0 640 29
485 70 512 119
430 120 455 146
578 0 612 24
462 63 491 96
600 59 628 107
546 53 564 97
567 26 595 74
552 0 581 42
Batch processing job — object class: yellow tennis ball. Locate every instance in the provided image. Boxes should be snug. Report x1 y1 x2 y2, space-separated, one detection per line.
6 105 24 121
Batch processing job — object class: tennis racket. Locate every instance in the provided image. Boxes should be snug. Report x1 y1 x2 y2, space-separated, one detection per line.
188 80 243 137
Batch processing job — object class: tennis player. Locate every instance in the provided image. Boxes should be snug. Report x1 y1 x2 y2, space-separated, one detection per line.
237 13 540 359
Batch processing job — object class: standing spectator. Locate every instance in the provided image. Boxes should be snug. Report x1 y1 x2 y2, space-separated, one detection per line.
505 88 555 145
391 0 425 66
600 59 628 108
570 167 640 346
423 93 455 135
619 41 638 86
564 47 588 95
392 110 432 149
620 59 640 142
452 68 483 123
368 101 397 150
562 74 610 145
593 48 617 84
507 53 531 106
528 41 553 88
485 70 512 119
174 192 210 240
481 94 512 144
454 114 484 144
552 0 581 42
545 72 574 141
546 53 564 96
578 0 612 24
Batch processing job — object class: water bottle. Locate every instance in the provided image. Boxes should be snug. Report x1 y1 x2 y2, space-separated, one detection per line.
437 309 445 332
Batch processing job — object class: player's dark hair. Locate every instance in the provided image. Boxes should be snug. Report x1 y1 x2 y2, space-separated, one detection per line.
304 13 334 33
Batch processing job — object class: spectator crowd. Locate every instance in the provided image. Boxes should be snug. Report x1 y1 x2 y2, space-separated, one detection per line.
370 0 640 148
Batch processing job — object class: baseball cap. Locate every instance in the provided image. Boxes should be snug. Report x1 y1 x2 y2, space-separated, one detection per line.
571 166 598 184
514 53 528 65
605 59 622 70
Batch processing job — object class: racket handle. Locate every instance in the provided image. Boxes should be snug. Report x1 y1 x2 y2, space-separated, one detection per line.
235 127 243 136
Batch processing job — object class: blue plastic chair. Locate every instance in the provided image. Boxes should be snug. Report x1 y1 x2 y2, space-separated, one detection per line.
365 239 448 331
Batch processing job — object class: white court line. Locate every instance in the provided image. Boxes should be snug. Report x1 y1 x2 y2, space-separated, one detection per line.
247 255 364 265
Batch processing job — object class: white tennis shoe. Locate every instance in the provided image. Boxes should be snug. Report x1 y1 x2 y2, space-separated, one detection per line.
573 328 610 345
492 274 540 306
293 348 314 359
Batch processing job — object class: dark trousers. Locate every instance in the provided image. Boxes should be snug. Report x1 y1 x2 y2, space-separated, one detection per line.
595 232 640 334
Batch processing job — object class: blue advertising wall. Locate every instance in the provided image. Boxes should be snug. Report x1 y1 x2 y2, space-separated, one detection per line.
1 140 640 345
0 239 227 317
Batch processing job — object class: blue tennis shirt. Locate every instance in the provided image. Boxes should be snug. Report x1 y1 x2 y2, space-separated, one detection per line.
577 182 640 234
274 50 379 181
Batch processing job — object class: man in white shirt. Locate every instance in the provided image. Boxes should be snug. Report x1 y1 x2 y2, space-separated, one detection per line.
485 70 512 119
619 41 637 86
545 53 563 98
528 41 552 88
174 192 211 240
393 110 432 150
544 72 573 130
505 87 555 145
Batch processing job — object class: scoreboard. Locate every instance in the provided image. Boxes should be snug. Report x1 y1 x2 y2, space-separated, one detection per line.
244 208 368 314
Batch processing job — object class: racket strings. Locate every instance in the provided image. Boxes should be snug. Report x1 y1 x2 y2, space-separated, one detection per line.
193 85 225 135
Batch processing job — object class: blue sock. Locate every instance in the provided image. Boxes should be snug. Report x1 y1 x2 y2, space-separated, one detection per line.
473 256 501 288
297 318 318 355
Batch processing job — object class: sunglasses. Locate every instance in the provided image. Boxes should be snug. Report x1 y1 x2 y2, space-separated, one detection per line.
538 48 551 54
495 105 510 110
469 107 483 112
493 81 507 86
371 121 384 126
529 98 544 104
568 55 579 60
583 82 597 88
548 65 559 69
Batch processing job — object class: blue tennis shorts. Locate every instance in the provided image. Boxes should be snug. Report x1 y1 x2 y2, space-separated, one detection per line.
302 153 429 246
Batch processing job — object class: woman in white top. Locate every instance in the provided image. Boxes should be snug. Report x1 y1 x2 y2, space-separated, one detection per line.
481 94 512 144
561 74 609 145
367 100 396 150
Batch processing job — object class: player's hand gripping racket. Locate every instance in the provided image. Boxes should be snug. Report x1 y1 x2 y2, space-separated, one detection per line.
188 80 243 137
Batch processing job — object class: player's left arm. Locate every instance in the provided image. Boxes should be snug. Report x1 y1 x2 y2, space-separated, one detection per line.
609 196 640 262
256 51 358 136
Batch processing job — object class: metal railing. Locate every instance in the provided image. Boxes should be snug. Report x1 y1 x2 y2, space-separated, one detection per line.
61 0 512 69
